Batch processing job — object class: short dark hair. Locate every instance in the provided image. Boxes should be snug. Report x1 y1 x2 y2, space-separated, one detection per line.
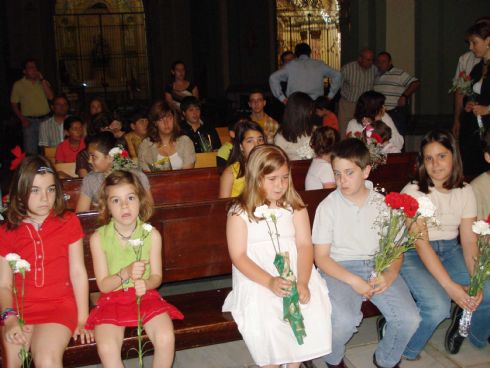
415 129 464 193
180 96 201 112
314 96 330 110
171 60 185 70
280 50 294 64
249 89 265 100
466 22 490 40
22 58 37 70
377 51 392 61
128 107 148 125
354 91 386 125
64 116 83 131
331 138 371 170
86 131 117 155
294 43 311 57
90 112 113 136
310 126 339 156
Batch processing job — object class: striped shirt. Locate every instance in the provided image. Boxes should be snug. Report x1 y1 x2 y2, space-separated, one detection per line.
373 67 418 110
340 61 377 102
454 51 480 78
39 116 65 147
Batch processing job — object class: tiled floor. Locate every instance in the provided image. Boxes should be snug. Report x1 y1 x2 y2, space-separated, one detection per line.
81 315 490 368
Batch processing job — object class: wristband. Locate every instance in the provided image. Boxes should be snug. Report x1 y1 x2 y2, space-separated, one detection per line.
0 308 18 326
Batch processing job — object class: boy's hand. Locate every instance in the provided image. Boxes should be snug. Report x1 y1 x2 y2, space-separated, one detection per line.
370 271 397 295
269 276 292 298
350 276 374 299
447 282 482 312
297 282 310 304
134 279 147 297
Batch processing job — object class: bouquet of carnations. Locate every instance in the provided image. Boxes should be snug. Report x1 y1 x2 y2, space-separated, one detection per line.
346 127 387 170
109 146 137 172
371 193 436 280
254 205 306 345
458 214 490 337
448 71 474 97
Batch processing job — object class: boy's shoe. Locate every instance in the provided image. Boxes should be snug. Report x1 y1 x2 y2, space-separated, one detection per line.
373 354 400 368
376 316 387 341
445 306 465 354
326 360 346 368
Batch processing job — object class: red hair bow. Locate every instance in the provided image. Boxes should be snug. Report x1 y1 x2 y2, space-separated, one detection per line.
10 146 26 171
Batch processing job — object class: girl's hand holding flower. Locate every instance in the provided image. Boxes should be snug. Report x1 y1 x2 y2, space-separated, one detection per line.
269 276 292 298
297 282 310 304
350 276 374 299
134 279 147 297
472 104 490 116
128 260 147 280
370 270 397 295
4 317 31 346
447 282 481 312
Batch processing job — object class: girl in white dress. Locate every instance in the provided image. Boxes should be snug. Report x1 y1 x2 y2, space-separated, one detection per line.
222 144 332 367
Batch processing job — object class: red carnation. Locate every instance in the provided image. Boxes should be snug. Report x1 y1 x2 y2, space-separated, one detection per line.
401 194 419 218
486 213 490 225
371 133 384 144
458 71 465 78
385 192 403 209
10 146 26 171
121 150 129 158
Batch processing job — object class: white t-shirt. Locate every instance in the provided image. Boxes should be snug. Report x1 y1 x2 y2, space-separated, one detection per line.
402 182 477 241
312 181 386 261
454 51 480 78
274 133 314 160
346 114 404 152
305 157 335 190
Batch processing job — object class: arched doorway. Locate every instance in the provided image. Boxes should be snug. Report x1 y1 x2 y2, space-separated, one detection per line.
53 0 149 108
276 0 341 69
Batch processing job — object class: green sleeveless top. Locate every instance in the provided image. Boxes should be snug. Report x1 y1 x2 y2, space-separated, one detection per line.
98 218 152 289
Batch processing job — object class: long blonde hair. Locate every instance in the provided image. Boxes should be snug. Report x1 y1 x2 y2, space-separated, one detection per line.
234 144 305 221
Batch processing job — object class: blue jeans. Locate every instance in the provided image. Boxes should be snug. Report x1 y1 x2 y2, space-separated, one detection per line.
320 260 420 367
22 116 46 155
400 239 490 359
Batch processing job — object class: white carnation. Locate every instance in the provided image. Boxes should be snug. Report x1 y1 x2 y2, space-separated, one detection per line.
15 259 31 273
5 253 21 262
109 147 123 157
417 196 436 218
142 223 153 232
297 144 314 160
254 205 270 218
472 220 490 235
128 239 144 247
254 205 281 222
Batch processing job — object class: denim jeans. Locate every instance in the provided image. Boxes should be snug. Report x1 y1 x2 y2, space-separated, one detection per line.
22 116 46 155
400 239 490 359
320 259 420 367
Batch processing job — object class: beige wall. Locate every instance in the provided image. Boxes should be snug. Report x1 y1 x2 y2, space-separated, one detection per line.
385 0 415 75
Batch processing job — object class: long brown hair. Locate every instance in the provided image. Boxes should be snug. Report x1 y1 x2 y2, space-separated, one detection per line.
6 155 65 229
97 170 153 225
147 99 181 143
415 129 464 193
234 145 305 221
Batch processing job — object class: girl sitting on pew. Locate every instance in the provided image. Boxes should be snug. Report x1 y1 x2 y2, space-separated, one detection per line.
0 156 93 368
219 120 265 198
223 144 332 367
76 132 151 213
85 170 183 368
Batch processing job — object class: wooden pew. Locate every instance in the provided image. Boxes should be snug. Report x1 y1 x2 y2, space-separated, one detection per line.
61 152 417 210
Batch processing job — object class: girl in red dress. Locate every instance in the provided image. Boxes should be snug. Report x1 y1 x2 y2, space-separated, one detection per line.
85 170 183 368
0 155 93 368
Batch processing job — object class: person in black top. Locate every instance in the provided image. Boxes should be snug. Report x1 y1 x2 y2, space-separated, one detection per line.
179 96 221 153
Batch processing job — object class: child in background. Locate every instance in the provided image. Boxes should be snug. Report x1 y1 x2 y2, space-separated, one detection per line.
124 108 149 160
0 156 93 367
314 96 339 131
75 132 151 212
312 139 419 368
363 120 400 154
179 96 221 153
223 144 332 367
305 126 339 190
249 90 279 143
219 120 265 198
470 138 490 220
55 116 86 163
85 170 183 368
399 130 490 358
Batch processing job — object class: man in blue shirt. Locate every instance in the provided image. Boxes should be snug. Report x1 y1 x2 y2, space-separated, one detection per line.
269 43 342 105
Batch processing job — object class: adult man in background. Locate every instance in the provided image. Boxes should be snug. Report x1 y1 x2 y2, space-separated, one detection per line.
38 95 70 154
338 48 377 137
11 58 54 154
269 42 341 105
374 51 420 136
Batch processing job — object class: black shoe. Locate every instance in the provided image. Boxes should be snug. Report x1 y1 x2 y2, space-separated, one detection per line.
376 316 387 341
445 306 465 354
373 353 400 368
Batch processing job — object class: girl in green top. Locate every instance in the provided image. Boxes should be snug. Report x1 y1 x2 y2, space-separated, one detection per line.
85 170 183 368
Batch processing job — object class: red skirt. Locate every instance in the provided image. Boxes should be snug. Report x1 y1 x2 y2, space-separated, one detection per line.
23 296 77 333
85 288 184 330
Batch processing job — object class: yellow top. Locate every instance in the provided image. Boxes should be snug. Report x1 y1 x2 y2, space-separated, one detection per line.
231 162 245 197
124 131 145 159
250 113 278 143
10 77 50 116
